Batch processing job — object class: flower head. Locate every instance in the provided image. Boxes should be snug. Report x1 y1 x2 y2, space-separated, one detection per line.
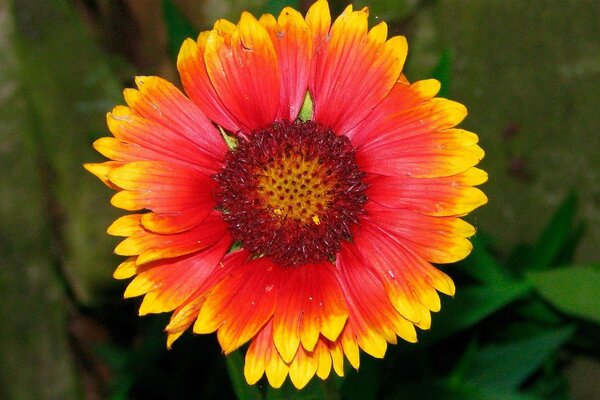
86 0 486 389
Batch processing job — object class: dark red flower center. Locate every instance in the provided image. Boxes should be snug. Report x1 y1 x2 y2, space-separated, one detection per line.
214 121 367 266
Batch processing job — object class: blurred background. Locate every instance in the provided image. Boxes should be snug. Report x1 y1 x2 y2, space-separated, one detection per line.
1 0 599 399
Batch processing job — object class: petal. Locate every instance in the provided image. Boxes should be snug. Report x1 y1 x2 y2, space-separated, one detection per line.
165 250 243 347
314 340 333 380
271 262 348 363
309 5 406 134
108 161 216 218
202 12 280 133
244 321 270 385
194 254 279 354
351 221 455 325
177 33 241 132
107 214 143 237
113 257 137 280
140 208 214 234
134 237 231 315
305 0 331 52
365 202 476 264
115 211 228 265
367 168 488 217
289 345 319 389
329 338 345 377
260 7 312 121
84 161 123 189
349 78 484 178
337 243 417 358
264 338 289 388
357 128 484 178
123 76 227 170
347 79 441 146
166 294 207 348
104 106 221 171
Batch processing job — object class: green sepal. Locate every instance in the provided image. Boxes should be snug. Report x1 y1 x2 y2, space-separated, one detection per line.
219 126 238 150
298 91 314 122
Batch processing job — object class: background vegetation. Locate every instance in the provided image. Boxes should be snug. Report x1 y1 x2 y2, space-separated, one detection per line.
1 0 599 399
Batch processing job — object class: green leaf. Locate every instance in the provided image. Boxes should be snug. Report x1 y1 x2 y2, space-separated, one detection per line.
528 264 600 324
432 48 452 98
422 281 531 343
448 337 480 388
385 381 538 400
299 91 314 122
226 351 264 400
515 299 563 325
461 235 511 284
163 0 197 59
465 326 574 391
526 193 578 271
266 378 332 400
341 355 380 400
259 0 299 15
353 0 415 22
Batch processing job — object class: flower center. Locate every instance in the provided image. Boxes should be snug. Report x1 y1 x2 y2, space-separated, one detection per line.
214 121 367 266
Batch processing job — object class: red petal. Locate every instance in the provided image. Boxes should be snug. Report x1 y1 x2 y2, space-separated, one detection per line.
104 107 221 172
124 76 226 170
365 202 476 264
108 161 216 218
260 8 311 121
366 168 488 217
132 237 231 315
115 211 228 265
202 13 280 133
271 262 348 363
194 254 280 354
308 5 406 134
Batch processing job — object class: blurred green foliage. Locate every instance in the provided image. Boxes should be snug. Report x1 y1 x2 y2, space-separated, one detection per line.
1 0 600 399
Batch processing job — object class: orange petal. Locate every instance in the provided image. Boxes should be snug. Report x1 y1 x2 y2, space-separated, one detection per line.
113 257 137 280
357 128 484 178
165 251 242 347
123 76 226 170
365 202 476 264
349 221 452 329
194 254 279 354
108 161 216 215
107 214 143 237
177 34 241 132
309 5 406 134
288 345 319 389
272 262 348 363
84 161 123 189
115 211 228 265
366 168 488 217
136 238 231 315
314 340 333 380
348 79 446 147
261 7 311 121
305 0 331 57
337 244 413 357
105 107 221 170
203 12 280 132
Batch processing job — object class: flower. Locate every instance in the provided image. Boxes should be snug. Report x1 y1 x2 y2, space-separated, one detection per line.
85 0 487 389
